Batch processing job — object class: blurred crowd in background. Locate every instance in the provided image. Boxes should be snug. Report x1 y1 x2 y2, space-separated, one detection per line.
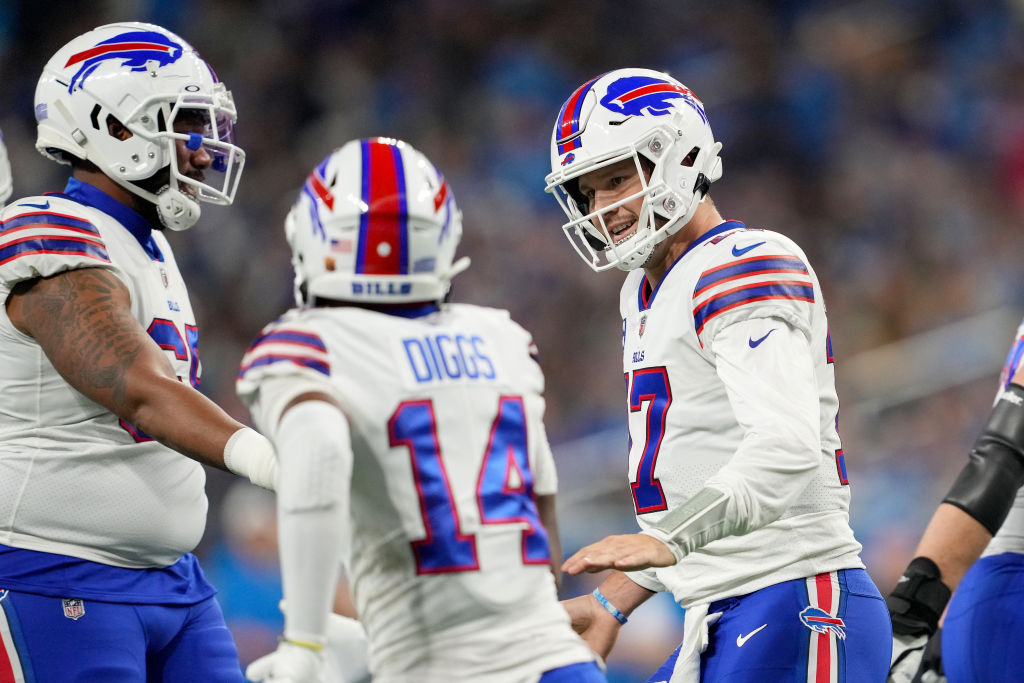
3 0 1024 679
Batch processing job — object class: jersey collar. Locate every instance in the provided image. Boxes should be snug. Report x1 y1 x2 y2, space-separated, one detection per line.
61 178 164 262
637 220 746 311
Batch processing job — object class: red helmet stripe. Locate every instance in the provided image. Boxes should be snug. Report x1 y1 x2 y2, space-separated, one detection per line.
356 140 408 275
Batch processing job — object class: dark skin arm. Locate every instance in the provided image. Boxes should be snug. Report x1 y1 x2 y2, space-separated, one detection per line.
6 267 243 469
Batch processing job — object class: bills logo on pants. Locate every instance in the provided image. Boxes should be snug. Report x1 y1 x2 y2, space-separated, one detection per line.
801 572 847 683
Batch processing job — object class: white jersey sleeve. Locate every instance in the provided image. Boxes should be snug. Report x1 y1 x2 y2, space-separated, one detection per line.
0 197 118 297
703 318 822 530
237 314 336 439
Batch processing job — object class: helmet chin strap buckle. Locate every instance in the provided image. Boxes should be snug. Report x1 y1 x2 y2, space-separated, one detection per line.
156 186 201 231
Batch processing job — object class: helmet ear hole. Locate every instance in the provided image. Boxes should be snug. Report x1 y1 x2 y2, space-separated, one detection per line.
106 114 132 141
681 146 699 168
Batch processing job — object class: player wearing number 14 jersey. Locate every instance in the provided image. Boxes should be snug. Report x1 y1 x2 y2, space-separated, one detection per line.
544 69 891 682
237 138 602 683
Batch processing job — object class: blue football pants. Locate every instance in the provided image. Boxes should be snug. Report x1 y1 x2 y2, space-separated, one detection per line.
942 552 1024 683
0 589 243 682
646 569 890 683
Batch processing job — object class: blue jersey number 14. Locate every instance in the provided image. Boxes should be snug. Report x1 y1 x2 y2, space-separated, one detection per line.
388 395 550 574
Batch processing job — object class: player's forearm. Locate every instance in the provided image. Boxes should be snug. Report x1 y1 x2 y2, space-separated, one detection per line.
598 570 656 616
127 374 243 467
913 503 992 593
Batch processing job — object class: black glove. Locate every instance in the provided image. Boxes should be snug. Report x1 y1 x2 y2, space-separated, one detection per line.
886 557 951 683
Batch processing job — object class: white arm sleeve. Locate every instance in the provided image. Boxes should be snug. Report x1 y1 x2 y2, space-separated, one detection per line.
642 318 822 560
276 399 353 646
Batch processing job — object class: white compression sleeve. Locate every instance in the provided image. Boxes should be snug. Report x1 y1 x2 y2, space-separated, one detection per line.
276 400 353 645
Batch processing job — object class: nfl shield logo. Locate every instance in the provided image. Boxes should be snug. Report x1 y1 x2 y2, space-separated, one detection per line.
160 267 169 288
62 598 85 620
638 314 647 337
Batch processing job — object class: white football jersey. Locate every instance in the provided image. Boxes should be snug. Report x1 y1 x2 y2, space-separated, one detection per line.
237 303 596 682
620 221 864 607
0 190 207 568
984 318 1024 557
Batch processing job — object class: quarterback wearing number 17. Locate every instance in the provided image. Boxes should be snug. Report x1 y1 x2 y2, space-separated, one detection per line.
545 68 892 683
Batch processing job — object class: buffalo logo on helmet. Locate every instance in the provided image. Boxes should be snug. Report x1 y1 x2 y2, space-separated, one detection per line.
64 30 184 93
560 152 576 166
599 75 708 123
798 606 846 639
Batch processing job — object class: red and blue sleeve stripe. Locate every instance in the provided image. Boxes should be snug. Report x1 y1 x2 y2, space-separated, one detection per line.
693 281 815 335
694 255 808 297
0 236 109 266
356 139 408 276
238 328 330 378
240 354 329 377
250 329 327 353
1 211 101 237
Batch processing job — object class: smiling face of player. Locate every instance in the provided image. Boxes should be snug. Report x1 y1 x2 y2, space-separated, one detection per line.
575 158 647 247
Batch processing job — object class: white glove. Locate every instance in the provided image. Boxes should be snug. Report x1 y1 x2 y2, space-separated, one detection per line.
246 641 324 683
224 427 279 490
323 613 371 683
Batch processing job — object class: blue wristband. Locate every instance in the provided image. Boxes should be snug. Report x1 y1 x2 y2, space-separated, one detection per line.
592 587 628 625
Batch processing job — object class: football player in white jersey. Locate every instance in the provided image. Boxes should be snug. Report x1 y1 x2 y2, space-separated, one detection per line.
543 68 892 683
0 22 276 682
887 320 1024 682
237 137 604 683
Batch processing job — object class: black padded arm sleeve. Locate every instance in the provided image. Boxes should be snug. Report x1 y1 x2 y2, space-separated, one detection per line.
943 383 1024 535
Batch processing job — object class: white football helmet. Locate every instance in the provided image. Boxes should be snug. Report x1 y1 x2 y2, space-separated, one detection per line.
34 22 245 230
0 128 11 208
544 68 723 272
285 138 469 306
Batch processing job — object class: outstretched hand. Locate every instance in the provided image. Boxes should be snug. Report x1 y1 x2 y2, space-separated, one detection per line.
561 533 676 575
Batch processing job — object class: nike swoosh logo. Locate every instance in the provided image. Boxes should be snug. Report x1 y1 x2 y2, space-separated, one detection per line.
736 624 767 647
748 329 776 348
732 241 766 257
20 201 50 210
